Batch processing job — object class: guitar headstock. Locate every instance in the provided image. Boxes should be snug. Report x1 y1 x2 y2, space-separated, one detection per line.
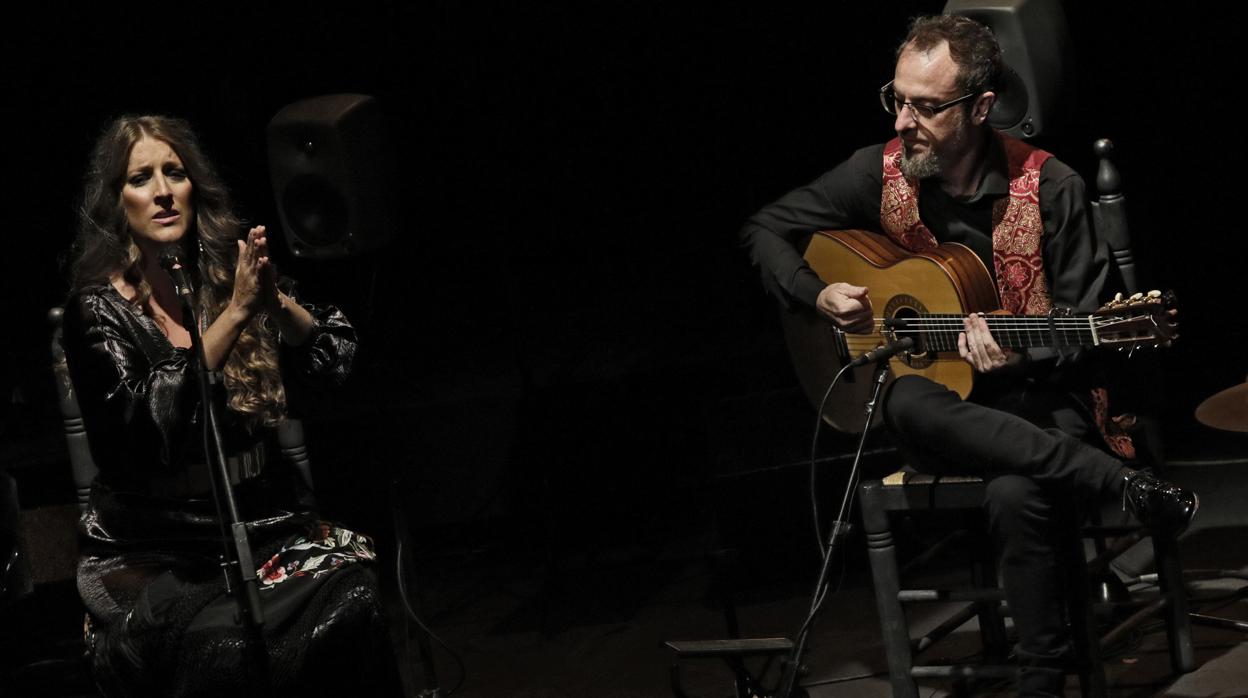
1093 290 1178 350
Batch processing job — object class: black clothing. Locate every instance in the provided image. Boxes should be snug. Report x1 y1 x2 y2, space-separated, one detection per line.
884 374 1124 694
62 283 398 697
740 136 1110 316
63 284 357 495
741 134 1126 697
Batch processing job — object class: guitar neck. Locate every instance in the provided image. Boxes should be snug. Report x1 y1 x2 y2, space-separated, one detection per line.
892 314 1098 352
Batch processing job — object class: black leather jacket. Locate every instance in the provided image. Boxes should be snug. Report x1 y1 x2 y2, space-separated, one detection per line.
61 283 358 574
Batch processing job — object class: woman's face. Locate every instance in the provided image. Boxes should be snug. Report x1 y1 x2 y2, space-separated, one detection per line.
121 136 194 252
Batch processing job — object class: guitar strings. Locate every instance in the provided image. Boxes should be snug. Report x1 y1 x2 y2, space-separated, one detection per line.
862 319 1110 326
835 314 1159 351
861 315 1145 323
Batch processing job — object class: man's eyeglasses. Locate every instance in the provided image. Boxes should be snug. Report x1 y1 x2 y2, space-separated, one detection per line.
879 80 979 121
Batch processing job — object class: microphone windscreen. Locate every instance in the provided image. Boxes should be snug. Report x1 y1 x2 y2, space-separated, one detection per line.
158 242 187 270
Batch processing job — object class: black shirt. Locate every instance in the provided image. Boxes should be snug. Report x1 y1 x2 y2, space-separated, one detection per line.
740 134 1110 315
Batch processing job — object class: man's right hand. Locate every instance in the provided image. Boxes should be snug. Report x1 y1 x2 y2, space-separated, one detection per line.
816 283 874 334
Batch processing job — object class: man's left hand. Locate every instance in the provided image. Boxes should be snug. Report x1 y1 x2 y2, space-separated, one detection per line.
958 313 1018 373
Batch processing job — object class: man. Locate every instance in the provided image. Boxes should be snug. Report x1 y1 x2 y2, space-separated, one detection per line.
740 15 1197 697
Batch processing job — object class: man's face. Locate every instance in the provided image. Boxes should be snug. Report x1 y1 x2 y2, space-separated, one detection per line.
891 40 976 180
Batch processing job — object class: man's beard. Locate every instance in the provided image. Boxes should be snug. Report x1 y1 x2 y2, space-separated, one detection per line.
899 147 943 179
899 109 970 180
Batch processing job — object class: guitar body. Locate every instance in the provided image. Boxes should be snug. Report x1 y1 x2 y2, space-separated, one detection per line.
781 230 1002 433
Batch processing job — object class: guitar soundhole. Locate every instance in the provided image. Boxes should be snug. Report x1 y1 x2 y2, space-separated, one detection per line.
883 294 931 369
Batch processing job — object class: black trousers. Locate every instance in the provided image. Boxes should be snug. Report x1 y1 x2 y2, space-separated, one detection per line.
882 374 1127 696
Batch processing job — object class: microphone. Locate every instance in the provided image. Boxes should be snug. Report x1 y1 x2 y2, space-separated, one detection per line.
158 243 194 300
848 336 915 368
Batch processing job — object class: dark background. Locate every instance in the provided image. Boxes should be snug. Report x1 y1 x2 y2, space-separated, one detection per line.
2 2 1244 570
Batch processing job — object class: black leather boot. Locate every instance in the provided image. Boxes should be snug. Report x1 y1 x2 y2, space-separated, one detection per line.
1123 470 1198 536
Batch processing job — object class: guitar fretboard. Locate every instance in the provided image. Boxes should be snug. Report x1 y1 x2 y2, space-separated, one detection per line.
888 314 1097 352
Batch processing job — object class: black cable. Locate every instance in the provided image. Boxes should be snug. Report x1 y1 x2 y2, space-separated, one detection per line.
797 399 872 643
1186 589 1248 616
1101 624 1149 659
397 538 468 696
793 528 851 651
806 539 852 633
1 546 20 598
809 363 853 555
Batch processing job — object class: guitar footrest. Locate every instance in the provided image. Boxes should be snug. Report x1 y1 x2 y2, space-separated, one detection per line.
664 637 794 658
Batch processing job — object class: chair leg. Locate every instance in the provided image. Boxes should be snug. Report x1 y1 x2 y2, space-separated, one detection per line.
859 483 920 698
1152 532 1195 674
1065 534 1106 698
970 541 1009 664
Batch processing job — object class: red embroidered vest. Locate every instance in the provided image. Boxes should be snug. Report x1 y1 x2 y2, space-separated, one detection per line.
880 134 1052 315
879 135 1134 458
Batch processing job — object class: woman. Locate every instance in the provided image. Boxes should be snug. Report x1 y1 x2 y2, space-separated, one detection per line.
62 115 400 696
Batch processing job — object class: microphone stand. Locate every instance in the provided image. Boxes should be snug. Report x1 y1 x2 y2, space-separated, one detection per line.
390 473 444 697
775 356 892 698
161 253 270 694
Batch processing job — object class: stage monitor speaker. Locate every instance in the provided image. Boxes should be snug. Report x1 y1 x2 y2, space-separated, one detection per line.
267 94 396 259
944 0 1074 139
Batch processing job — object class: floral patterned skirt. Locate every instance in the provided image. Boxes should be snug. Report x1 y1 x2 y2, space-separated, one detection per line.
258 522 376 588
85 521 401 698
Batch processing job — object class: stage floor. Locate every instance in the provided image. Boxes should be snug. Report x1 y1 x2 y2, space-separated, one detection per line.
382 460 1248 698
6 461 1248 697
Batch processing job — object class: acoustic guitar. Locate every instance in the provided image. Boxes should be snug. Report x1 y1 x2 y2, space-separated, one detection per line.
781 230 1177 433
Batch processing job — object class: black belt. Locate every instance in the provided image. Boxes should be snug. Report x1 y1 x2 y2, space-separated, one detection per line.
147 443 267 498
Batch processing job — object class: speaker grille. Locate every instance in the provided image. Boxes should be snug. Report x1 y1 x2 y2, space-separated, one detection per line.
282 174 350 249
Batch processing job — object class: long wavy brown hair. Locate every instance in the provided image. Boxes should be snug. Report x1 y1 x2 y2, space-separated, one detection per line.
68 114 286 429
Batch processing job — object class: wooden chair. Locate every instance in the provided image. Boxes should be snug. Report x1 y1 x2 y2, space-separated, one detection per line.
856 140 1195 697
